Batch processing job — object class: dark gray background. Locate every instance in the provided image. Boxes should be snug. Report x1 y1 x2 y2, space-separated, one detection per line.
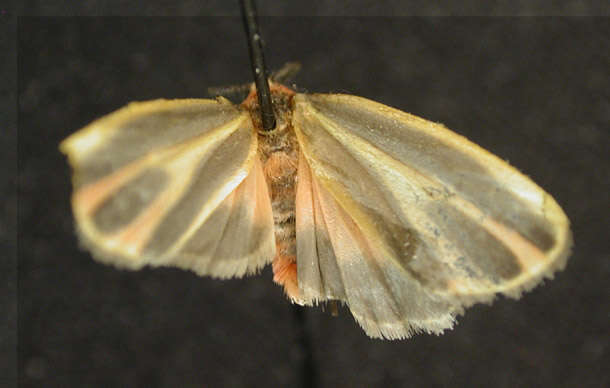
13 10 609 388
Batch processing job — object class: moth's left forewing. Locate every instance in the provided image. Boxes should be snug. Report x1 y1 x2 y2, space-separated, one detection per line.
293 93 571 312
61 99 275 278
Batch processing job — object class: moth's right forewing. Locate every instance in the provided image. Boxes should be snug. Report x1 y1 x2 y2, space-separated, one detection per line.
61 99 275 277
292 93 571 334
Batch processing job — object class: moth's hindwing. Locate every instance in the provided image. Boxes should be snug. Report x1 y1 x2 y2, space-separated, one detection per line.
61 99 275 278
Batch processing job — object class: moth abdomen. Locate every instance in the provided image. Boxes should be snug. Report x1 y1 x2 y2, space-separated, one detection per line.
247 84 302 300
261 136 300 300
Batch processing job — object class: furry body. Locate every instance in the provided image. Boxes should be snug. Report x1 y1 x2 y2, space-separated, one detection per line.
242 84 300 299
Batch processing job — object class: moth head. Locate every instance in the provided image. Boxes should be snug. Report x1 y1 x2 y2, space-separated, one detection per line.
241 81 296 136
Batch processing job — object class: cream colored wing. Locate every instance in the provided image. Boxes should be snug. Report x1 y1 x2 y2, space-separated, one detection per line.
293 93 571 339
295 152 456 339
61 99 275 278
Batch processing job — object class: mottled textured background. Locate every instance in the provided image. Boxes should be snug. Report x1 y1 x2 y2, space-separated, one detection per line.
8 2 609 388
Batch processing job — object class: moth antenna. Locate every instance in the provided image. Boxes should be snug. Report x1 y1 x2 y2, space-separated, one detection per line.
240 0 276 131
271 62 302 84
206 83 252 101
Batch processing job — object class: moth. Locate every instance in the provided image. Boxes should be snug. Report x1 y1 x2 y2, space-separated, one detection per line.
60 80 572 339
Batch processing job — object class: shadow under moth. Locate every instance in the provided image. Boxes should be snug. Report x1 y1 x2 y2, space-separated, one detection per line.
60 81 572 339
